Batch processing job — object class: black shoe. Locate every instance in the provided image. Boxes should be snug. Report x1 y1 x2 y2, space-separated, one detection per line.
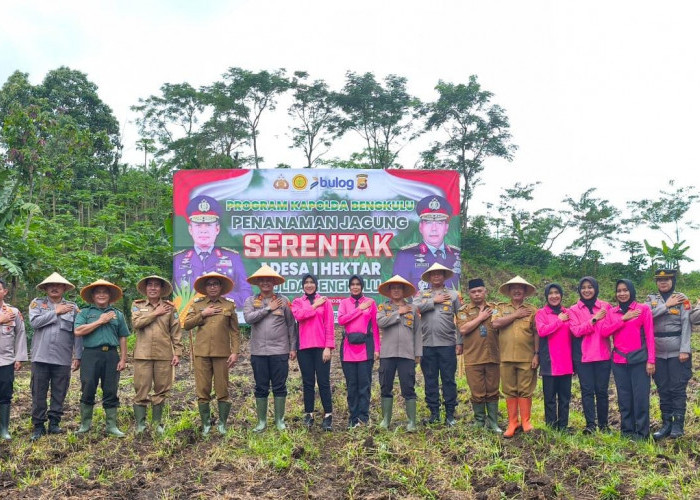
423 410 440 425
583 425 596 435
303 413 314 429
48 419 65 435
653 414 673 441
445 412 456 427
30 425 46 442
321 414 333 432
670 413 685 439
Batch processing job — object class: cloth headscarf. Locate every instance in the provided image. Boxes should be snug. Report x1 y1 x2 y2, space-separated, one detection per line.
301 274 318 304
578 276 599 314
544 283 564 315
657 275 676 302
615 279 636 313
348 275 364 306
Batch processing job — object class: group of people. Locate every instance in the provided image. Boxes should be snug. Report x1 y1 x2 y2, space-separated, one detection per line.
0 265 698 441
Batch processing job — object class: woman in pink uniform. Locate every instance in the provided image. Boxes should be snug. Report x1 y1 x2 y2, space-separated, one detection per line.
602 279 655 440
337 275 380 428
291 274 335 431
535 283 573 431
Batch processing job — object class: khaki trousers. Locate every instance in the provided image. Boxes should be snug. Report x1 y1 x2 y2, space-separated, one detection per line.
500 361 537 398
133 359 174 406
464 362 500 403
194 356 230 403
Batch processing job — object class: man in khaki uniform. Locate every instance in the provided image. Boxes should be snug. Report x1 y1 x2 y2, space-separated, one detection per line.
131 275 183 434
184 272 240 435
491 276 539 438
456 278 501 433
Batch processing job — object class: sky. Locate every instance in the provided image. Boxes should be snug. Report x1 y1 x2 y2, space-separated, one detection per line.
2 0 699 270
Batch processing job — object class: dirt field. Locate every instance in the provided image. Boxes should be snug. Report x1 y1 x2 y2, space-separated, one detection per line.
1 332 699 499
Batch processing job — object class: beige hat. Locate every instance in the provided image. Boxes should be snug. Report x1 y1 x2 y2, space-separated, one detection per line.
498 275 536 298
420 262 455 283
193 272 234 295
246 264 285 286
378 275 416 299
136 275 173 297
80 279 123 304
36 272 75 292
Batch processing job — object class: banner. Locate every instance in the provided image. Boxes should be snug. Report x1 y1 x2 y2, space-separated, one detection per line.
173 169 461 321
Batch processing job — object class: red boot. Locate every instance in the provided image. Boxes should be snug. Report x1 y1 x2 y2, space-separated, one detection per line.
519 397 533 433
503 398 520 438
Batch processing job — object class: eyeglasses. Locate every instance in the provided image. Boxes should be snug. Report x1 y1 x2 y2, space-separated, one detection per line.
205 282 221 287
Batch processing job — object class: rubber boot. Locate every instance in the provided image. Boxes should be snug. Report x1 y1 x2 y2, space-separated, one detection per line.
30 423 46 442
76 403 94 434
133 404 147 434
653 413 673 441
48 418 65 435
379 397 393 430
198 403 211 435
253 398 268 433
151 403 164 435
424 408 440 425
217 401 232 435
105 407 125 437
0 404 10 440
519 397 533 433
472 402 486 427
274 397 286 431
405 399 417 433
445 407 457 427
503 398 520 438
485 401 503 434
670 412 685 439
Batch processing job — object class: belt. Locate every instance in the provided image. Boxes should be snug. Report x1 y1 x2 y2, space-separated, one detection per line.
86 345 117 351
655 331 682 338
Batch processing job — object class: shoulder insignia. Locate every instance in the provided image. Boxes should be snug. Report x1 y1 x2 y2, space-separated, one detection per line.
225 298 236 305
174 248 190 256
30 301 38 309
194 297 204 303
447 244 460 252
221 247 239 254
399 243 418 250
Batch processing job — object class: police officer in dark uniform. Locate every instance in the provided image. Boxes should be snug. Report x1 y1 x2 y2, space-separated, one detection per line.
174 195 252 307
646 269 692 439
392 195 461 292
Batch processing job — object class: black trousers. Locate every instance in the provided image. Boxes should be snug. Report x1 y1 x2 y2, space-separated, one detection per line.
251 354 289 398
612 361 650 438
0 364 14 405
653 355 692 415
577 359 611 429
80 348 121 408
31 362 71 425
297 348 332 414
421 346 457 413
379 357 416 400
542 375 572 429
342 360 373 424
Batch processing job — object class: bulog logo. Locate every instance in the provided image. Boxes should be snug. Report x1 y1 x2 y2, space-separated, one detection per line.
319 177 355 190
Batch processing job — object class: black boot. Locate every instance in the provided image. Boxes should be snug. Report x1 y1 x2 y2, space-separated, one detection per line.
653 413 673 441
30 424 46 442
424 408 440 425
670 412 685 439
48 418 65 435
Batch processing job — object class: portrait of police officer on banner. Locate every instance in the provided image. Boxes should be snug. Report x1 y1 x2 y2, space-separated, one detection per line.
173 195 252 307
392 195 461 291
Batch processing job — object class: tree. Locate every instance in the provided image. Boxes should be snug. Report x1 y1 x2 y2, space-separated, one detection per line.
334 72 420 169
643 239 693 270
489 182 568 250
563 188 624 262
627 181 699 243
207 68 290 168
288 73 337 168
421 76 516 229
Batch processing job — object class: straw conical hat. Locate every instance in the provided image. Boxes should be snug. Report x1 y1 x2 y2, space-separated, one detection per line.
80 279 123 304
136 275 173 297
246 264 285 286
378 275 416 299
193 272 234 295
36 272 75 292
420 262 455 283
498 275 536 297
